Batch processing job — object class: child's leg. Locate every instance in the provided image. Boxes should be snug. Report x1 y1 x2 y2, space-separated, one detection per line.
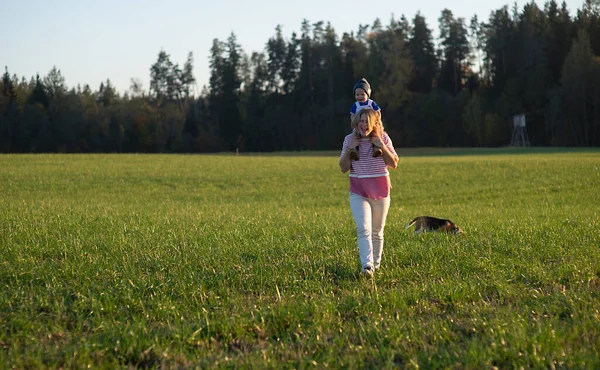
370 133 382 157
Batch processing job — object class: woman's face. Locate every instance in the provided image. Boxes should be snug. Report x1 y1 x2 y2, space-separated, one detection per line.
357 113 372 137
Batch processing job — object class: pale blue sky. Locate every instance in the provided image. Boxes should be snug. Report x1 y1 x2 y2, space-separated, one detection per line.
2 0 583 95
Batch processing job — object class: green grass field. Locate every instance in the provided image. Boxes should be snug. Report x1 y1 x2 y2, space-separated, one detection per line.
1 149 599 368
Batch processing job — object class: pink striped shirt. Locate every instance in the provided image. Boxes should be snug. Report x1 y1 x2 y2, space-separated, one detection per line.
340 132 397 199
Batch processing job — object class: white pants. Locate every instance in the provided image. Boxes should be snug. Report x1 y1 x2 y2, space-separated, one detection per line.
349 192 391 269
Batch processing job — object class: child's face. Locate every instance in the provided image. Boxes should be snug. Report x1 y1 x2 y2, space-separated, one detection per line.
355 88 368 103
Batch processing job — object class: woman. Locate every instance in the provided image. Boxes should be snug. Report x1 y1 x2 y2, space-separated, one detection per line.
339 108 399 276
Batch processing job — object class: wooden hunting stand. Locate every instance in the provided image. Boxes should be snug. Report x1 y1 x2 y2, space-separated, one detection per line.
510 114 530 147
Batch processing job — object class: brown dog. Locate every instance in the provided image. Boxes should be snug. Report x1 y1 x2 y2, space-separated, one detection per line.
405 216 464 235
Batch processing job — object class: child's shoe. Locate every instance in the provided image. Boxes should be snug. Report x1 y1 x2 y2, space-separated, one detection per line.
349 147 359 161
372 144 382 157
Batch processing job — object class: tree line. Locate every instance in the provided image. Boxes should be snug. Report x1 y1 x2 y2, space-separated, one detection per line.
2 0 600 153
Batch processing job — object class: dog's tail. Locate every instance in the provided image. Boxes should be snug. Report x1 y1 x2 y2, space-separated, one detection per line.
404 217 418 230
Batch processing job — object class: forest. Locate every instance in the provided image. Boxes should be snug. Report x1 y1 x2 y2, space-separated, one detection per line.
1 0 599 153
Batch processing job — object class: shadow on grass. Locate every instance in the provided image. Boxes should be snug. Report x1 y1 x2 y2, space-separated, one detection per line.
324 262 358 282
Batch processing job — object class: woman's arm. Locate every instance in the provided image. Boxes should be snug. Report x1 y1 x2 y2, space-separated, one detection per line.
380 144 398 169
339 136 359 173
339 149 352 173
372 134 398 169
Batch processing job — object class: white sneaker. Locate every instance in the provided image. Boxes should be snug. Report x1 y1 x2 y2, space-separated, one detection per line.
362 265 374 277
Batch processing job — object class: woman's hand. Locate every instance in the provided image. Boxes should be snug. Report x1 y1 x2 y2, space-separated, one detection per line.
372 133 398 169
370 135 383 149
348 135 360 149
339 136 361 173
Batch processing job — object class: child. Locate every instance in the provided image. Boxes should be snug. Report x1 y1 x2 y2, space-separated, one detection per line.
348 78 382 160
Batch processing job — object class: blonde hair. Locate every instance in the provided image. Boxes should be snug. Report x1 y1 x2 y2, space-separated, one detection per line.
351 108 384 137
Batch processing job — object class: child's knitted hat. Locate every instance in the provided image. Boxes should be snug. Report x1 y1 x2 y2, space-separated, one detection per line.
353 78 371 98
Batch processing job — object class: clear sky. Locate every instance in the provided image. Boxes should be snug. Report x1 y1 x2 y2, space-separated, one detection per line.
3 0 584 95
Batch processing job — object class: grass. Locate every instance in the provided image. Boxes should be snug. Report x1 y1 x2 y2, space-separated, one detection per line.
1 150 599 368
